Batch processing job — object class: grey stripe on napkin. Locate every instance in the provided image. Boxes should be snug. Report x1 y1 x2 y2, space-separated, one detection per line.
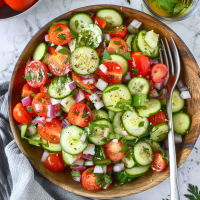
0 81 96 200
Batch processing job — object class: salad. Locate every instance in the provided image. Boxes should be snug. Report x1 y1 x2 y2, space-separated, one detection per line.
13 8 191 191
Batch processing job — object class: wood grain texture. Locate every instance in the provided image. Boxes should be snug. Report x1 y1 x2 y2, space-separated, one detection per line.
8 5 200 199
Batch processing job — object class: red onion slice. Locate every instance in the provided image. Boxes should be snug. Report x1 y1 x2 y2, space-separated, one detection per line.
21 96 32 106
47 105 56 118
33 116 46 124
76 89 85 103
79 74 94 79
159 88 167 99
130 19 142 29
80 134 86 143
149 89 159 98
70 166 86 171
179 86 189 92
113 163 124 172
82 78 95 85
99 64 107 74
83 144 95 155
150 59 159 65
177 79 184 89
174 134 182 144
94 100 104 110
105 33 111 41
93 165 103 174
121 131 128 136
50 98 61 105
100 41 107 49
154 81 164 90
74 176 81 182
81 154 94 160
102 165 107 173
34 104 43 113
68 81 76 90
122 72 131 82
32 116 41 125
89 92 101 103
41 150 50 162
61 119 71 128
180 91 191 99
73 158 84 166
95 78 108 91
27 124 37 134
84 160 94 166
68 38 76 52
89 12 95 18
46 117 53 122
44 34 49 42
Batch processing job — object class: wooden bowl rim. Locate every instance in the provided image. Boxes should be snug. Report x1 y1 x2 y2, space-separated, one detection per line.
8 4 200 199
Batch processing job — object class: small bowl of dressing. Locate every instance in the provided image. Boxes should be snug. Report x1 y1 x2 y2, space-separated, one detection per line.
143 0 200 22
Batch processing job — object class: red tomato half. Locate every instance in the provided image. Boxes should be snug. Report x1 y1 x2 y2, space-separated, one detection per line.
128 52 150 78
81 167 102 191
92 16 106 30
32 93 60 117
25 61 49 88
48 52 71 76
150 153 166 172
38 118 62 144
104 139 124 161
13 103 32 124
4 0 37 11
68 103 93 128
99 62 123 84
45 153 65 172
0 0 6 9
150 64 168 83
106 25 127 39
96 47 104 58
47 46 56 55
83 88 97 102
107 38 128 54
40 79 53 94
148 111 167 126
72 73 96 90
21 83 40 98
48 24 72 45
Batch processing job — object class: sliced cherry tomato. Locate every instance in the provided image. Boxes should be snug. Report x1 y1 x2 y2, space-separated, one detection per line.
26 103 36 117
47 46 56 54
107 164 113 172
103 139 124 161
68 103 93 128
32 93 60 117
148 111 167 126
81 167 102 191
72 73 96 90
48 52 71 76
48 24 72 45
40 79 53 94
92 16 106 30
45 153 65 172
13 103 32 124
99 62 123 84
96 47 104 58
83 88 97 102
25 61 49 88
38 118 62 144
21 83 39 98
150 64 168 83
146 72 155 91
4 0 37 11
94 68 100 82
150 153 166 172
106 25 127 39
128 52 150 78
107 38 128 54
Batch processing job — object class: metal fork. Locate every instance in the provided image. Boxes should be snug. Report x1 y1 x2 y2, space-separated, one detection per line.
160 37 181 200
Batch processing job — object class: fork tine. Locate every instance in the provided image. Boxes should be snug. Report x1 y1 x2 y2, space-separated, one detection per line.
159 49 164 64
165 38 175 76
160 39 169 71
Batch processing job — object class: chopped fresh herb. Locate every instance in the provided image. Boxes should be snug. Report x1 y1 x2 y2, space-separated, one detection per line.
95 178 101 185
65 101 69 105
138 121 145 127
62 57 70 64
121 52 132 60
184 184 200 200
154 70 157 73
132 66 138 75
87 169 93 173
47 73 53 77
106 25 123 34
27 107 34 112
119 137 129 153
23 137 41 147
72 138 78 142
24 71 35 81
87 81 90 85
83 88 93 94
114 41 121 45
104 173 112 183
70 30 78 38
54 28 63 32
58 49 70 55
116 48 120 54
43 100 46 105
75 20 79 29
104 86 119 94
37 98 42 102
114 99 133 111
21 95 25 99
44 141 49 147
82 111 88 118
103 49 112 60
46 108 49 112
102 138 108 142
73 111 79 115
143 147 149 154
119 46 124 50
58 33 66 40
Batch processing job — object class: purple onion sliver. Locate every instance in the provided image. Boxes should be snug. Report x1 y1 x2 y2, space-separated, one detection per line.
47 105 56 118
105 33 111 41
64 67 70 75
44 34 49 42
70 166 86 171
68 81 76 90
74 176 81 182
21 96 32 106
174 134 182 144
113 163 124 172
150 59 159 65
73 158 84 166
124 22 129 27
89 12 95 17
100 42 107 49
177 79 185 89
27 125 36 134
94 100 104 110
154 81 164 90
61 119 71 128
82 78 95 85
80 134 86 143
34 104 42 113
76 89 85 103
149 89 159 98
59 115 65 121
179 86 189 92
180 91 191 99
32 116 41 125
35 117 46 124
81 154 94 160
159 88 167 99
46 117 53 122
89 92 101 102
79 75 92 79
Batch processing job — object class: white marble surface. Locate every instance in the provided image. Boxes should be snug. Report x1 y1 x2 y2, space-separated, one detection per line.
0 0 200 199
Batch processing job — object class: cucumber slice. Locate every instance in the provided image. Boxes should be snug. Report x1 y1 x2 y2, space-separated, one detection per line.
33 43 47 61
115 171 137 185
126 34 136 51
133 141 153 166
70 47 99 75
88 119 112 145
93 158 112 165
144 30 159 49
62 150 76 166
92 109 109 120
172 89 185 113
125 165 150 178
100 53 128 77
69 13 93 34
61 95 77 113
93 145 107 161
76 24 105 49
122 110 149 137
41 138 62 153
128 77 150 95
136 98 161 117
60 125 87 155
121 152 136 168
141 138 161 153
96 9 123 28
108 110 115 122
136 30 159 58
48 76 73 99
132 94 147 107
102 84 132 112
132 37 139 52
150 123 169 142
173 112 190 135
29 133 41 140
21 124 28 140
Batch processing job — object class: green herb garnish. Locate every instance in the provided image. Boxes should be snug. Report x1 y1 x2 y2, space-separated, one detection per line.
103 49 112 60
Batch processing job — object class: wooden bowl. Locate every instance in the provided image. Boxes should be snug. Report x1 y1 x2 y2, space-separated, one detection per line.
0 0 41 20
9 5 200 199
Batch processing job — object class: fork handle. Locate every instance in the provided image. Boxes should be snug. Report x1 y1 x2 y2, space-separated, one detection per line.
167 96 181 200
